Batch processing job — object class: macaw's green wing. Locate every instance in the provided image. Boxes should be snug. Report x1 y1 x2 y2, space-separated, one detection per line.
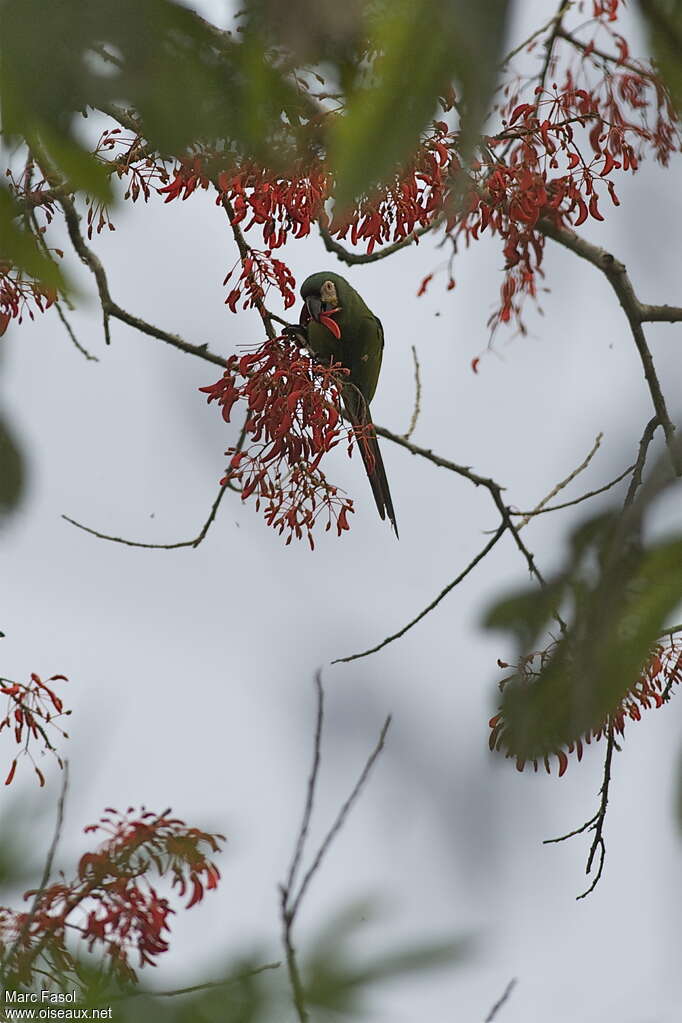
345 314 385 404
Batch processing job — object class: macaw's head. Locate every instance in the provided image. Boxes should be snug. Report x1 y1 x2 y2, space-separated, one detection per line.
300 272 348 339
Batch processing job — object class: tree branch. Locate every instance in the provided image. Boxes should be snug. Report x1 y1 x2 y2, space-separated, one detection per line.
333 526 506 664
539 217 679 467
62 481 231 551
49 185 228 367
509 462 634 518
279 676 391 1022
514 432 603 529
318 216 441 266
485 977 518 1023
107 961 281 1003
402 345 422 441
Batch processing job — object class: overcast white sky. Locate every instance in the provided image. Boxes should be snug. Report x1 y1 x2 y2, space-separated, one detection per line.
1 2 682 1021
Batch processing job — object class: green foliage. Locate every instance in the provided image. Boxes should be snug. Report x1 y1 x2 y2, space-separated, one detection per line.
639 0 682 110
0 188 64 290
0 0 511 271
484 502 682 760
329 0 510 207
0 409 25 520
302 900 468 1016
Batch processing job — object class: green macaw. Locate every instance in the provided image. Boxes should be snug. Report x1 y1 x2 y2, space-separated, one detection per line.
298 271 398 537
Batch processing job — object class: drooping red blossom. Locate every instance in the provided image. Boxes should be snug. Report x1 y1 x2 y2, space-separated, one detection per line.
200 336 354 547
0 264 56 335
488 638 682 776
0 807 224 987
0 673 70 786
223 249 296 312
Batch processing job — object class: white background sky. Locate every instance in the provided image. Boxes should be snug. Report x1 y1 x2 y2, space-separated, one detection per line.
2 2 682 1020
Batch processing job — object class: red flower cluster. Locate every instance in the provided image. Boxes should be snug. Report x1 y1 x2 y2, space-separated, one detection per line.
329 126 458 254
220 162 330 249
1 672 69 787
85 128 173 239
223 249 296 312
156 125 456 258
0 807 224 987
0 265 55 336
489 638 682 776
94 128 171 205
200 337 354 547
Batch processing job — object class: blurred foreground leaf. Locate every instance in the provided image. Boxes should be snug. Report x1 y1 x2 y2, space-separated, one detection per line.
330 0 510 207
639 0 682 110
485 481 682 760
304 900 469 1015
0 409 25 519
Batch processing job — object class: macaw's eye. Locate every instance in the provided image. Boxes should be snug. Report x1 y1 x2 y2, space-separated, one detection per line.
320 280 338 305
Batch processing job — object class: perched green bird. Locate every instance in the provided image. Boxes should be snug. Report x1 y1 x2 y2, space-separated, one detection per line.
298 271 398 537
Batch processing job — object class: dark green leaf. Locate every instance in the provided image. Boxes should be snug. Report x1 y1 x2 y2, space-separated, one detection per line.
0 187 65 290
639 0 682 110
0 411 26 518
330 0 510 207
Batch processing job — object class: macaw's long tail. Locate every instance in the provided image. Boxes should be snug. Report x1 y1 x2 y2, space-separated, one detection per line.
343 385 399 539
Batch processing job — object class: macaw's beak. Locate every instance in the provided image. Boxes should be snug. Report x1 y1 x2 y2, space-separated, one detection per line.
305 295 322 322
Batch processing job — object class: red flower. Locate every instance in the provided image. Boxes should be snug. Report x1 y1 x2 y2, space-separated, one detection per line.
200 337 354 545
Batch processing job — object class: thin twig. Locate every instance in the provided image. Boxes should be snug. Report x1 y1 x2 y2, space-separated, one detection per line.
284 672 325 897
107 961 281 1003
485 977 518 1023
402 345 422 441
5 764 69 976
515 432 603 530
509 462 634 517
623 417 659 508
62 483 229 551
558 25 667 82
290 716 391 919
542 724 615 900
577 727 615 900
39 169 227 366
279 677 392 1023
333 526 506 663
539 218 679 470
537 0 573 97
52 300 99 362
318 216 441 267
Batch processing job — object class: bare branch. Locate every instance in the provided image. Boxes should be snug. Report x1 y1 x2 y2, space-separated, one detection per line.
107 961 281 1003
279 676 391 1022
40 172 228 367
289 715 391 920
485 977 518 1023
557 25 663 81
284 672 325 897
509 462 634 518
402 345 422 441
638 303 682 324
52 299 99 362
537 0 573 97
623 417 659 507
318 217 441 267
543 725 616 900
539 218 679 467
373 425 506 490
5 764 69 975
62 482 230 551
333 526 506 663
515 432 603 530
